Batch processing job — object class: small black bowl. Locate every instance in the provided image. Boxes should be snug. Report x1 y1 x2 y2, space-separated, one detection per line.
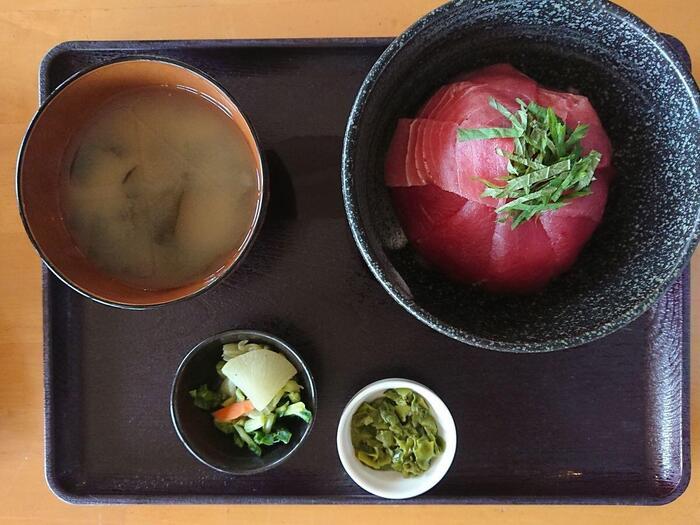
171 330 317 475
342 0 700 352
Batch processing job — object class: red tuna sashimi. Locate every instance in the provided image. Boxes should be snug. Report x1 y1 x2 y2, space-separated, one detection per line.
385 119 414 184
421 83 538 125
417 82 479 121
418 83 460 120
385 65 613 293
391 184 466 241
418 64 538 122
385 119 458 188
400 189 497 285
454 136 512 206
488 218 561 292
454 63 539 86
537 88 586 123
384 116 511 204
391 184 578 292
540 214 599 269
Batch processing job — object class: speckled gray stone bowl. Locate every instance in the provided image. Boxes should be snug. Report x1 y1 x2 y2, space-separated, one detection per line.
342 0 700 352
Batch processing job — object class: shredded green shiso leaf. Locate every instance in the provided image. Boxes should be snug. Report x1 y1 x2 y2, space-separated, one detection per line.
188 340 312 457
458 97 602 229
351 388 445 478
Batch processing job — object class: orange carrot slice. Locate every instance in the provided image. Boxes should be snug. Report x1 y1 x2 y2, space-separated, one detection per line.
212 400 254 422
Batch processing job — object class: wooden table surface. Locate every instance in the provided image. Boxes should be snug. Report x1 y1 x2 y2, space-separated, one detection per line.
0 1 698 523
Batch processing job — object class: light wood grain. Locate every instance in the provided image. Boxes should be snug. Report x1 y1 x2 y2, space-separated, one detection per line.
0 1 698 523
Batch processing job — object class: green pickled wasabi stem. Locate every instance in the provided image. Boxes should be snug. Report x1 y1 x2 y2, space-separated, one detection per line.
350 389 445 478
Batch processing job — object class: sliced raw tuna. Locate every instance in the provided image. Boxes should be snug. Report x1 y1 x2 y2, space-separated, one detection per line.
454 63 539 87
385 119 459 188
418 83 464 120
385 119 413 185
540 214 599 269
402 189 497 285
488 217 561 292
454 136 512 206
385 116 511 205
385 64 613 293
421 84 537 125
390 182 607 293
391 184 466 241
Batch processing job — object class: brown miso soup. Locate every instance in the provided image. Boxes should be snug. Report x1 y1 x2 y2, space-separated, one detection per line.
61 86 260 290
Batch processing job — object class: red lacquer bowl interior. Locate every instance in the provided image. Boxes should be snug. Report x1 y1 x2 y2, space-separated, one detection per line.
17 58 266 307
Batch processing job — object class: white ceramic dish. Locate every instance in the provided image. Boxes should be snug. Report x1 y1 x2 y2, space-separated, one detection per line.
336 378 457 499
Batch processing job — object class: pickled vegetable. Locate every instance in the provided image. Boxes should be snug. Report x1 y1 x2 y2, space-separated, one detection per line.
189 340 312 456
221 348 297 410
350 388 444 477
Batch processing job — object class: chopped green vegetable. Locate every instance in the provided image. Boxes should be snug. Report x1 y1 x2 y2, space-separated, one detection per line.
221 396 236 407
219 377 236 398
351 389 444 478
243 411 265 433
457 97 602 228
234 387 246 403
234 424 262 456
213 420 238 434
283 402 313 424
189 340 313 457
263 412 277 434
253 428 292 446
188 384 224 411
283 380 302 393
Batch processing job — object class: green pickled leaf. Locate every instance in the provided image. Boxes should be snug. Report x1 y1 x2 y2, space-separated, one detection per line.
243 411 265 433
234 424 261 456
213 420 238 434
282 402 313 423
275 401 290 416
274 428 292 444
189 384 224 411
252 427 292 446
234 387 246 403
263 412 277 434
350 389 444 478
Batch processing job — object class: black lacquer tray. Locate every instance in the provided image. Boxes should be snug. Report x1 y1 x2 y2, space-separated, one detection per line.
42 38 690 504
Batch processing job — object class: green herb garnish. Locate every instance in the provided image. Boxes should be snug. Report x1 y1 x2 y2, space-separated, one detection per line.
458 97 602 229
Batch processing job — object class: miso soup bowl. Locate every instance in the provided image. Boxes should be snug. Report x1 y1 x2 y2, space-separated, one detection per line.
342 0 700 352
17 56 268 308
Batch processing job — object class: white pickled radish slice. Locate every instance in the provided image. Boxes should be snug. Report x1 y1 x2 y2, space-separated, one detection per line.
221 349 297 410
